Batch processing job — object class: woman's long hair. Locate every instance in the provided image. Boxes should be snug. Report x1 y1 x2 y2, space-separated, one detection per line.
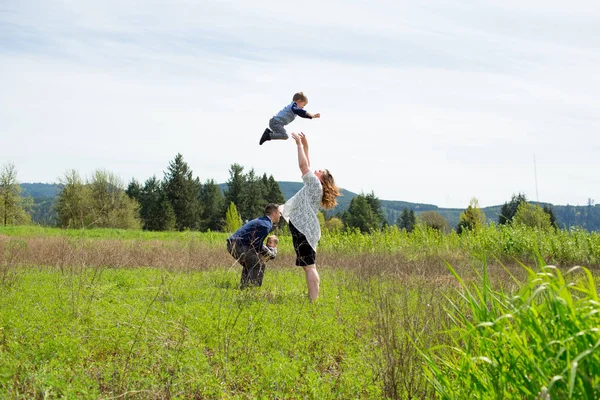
320 169 341 209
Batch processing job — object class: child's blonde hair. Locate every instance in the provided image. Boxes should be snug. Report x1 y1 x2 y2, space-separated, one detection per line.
266 235 279 246
293 92 307 103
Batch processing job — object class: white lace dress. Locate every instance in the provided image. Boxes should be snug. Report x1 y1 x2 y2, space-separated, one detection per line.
281 171 323 251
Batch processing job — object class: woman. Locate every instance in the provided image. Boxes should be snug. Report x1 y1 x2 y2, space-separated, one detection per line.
280 132 341 301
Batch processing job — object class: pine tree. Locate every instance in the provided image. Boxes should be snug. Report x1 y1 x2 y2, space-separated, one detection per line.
0 162 32 226
409 210 416 230
200 179 224 231
225 202 242 233
397 207 416 232
266 175 285 204
365 191 385 229
138 176 176 231
164 153 202 230
240 168 265 221
223 164 245 217
126 179 142 202
456 198 486 234
261 173 270 196
344 194 379 233
543 204 558 230
498 193 527 225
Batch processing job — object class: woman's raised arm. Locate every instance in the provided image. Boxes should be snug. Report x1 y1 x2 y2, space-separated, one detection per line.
291 132 310 176
299 132 310 167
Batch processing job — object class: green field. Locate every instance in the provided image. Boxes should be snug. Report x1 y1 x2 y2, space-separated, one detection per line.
1 226 599 398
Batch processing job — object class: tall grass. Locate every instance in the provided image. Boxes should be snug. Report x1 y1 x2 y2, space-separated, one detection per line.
421 261 600 399
1 224 599 267
319 225 600 266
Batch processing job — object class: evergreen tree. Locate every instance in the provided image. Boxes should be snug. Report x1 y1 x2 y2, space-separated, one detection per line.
164 153 202 230
261 173 270 196
240 168 265 221
498 192 527 225
344 194 380 233
0 162 32 226
585 199 595 231
223 164 245 217
543 204 558 230
409 210 416 230
397 207 416 232
265 175 285 204
126 179 142 202
365 191 386 229
225 202 242 233
456 198 486 234
139 176 176 231
200 179 224 231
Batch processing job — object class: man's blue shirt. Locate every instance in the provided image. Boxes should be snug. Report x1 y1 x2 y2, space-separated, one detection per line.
228 216 273 253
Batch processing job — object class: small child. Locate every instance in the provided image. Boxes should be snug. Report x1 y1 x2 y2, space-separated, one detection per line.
259 92 320 145
260 235 279 263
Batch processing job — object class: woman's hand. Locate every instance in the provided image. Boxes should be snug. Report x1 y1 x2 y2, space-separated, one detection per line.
292 132 310 174
291 132 303 146
299 132 308 147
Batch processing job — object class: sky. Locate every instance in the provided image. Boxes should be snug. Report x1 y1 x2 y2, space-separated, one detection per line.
1 0 599 208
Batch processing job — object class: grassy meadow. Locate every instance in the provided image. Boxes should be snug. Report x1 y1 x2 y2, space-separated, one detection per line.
0 225 599 399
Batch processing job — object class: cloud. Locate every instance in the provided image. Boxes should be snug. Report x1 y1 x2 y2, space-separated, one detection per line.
1 0 599 208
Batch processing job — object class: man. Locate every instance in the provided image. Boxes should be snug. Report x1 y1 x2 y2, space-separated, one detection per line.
226 203 281 288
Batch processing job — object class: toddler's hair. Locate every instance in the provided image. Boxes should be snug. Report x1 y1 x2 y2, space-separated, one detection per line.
267 235 279 245
293 92 308 102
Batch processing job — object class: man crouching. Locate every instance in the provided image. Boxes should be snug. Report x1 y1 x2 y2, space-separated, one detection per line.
226 204 281 289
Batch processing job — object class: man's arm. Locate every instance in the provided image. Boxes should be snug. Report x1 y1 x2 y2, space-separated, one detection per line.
249 225 270 254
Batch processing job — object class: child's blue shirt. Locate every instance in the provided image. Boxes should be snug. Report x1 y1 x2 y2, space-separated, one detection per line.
273 101 312 125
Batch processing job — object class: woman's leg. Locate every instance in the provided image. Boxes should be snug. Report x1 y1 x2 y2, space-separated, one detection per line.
303 264 320 301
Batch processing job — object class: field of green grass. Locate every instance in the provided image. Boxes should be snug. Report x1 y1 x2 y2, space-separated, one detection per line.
1 225 599 398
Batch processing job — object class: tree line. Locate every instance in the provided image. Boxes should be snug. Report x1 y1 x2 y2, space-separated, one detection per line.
340 192 563 234
1 160 597 233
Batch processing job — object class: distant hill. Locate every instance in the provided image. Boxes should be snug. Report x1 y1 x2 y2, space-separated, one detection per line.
20 183 61 198
20 182 600 231
19 183 61 226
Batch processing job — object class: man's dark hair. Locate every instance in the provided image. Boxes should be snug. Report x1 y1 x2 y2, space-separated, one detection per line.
264 203 279 215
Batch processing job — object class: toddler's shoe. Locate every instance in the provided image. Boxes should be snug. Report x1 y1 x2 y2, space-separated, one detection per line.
259 128 272 145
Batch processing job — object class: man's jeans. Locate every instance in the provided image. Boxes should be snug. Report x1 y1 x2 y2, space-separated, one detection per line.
226 240 266 288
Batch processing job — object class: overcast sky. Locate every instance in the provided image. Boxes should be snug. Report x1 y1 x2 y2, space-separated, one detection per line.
1 0 599 208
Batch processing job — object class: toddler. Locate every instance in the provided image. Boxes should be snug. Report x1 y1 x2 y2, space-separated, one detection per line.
259 92 320 145
261 235 279 262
